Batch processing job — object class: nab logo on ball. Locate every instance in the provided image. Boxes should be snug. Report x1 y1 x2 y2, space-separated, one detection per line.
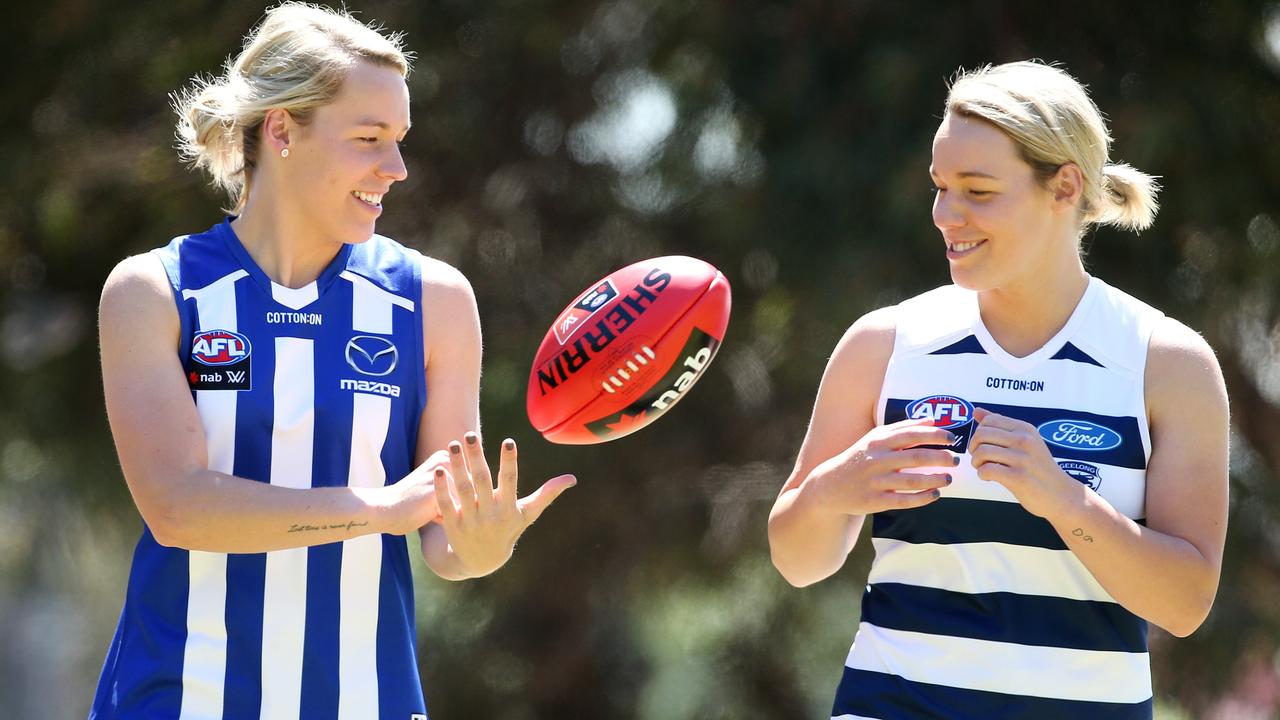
188 329 252 391
191 330 251 366
1058 460 1102 491
1037 420 1122 451
905 395 973 430
553 280 618 345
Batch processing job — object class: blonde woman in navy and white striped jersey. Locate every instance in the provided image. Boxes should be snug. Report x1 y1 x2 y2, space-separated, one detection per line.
91 5 574 718
768 60 1228 720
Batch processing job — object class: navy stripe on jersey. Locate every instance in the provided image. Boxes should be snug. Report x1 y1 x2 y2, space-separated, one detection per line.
929 334 986 355
884 398 1146 470
1051 341 1104 367
874 497 1063 549
833 667 1153 720
861 583 1147 653
874 498 1147 548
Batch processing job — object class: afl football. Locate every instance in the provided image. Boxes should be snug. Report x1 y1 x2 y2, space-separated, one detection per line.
526 256 731 444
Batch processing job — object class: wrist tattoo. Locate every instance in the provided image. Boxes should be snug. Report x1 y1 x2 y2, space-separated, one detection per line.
287 520 370 533
1071 527 1094 543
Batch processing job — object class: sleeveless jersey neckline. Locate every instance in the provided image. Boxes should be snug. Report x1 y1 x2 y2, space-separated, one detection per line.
217 217 355 310
969 275 1101 374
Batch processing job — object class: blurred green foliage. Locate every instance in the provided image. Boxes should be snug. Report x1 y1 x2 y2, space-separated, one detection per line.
2 0 1279 718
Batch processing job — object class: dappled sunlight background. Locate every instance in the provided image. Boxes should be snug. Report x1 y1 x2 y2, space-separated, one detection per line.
2 1 1279 718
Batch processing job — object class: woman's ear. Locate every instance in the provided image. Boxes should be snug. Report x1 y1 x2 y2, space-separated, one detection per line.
262 108 295 157
1049 162 1084 213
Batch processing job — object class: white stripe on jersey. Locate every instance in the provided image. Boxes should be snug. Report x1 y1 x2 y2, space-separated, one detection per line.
844 623 1152 704
342 270 415 335
180 269 246 720
868 537 1114 602
271 281 320 311
260 337 315 720
339 393 390 719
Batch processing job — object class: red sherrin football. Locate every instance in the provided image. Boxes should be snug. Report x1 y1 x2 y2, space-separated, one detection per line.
527 256 731 444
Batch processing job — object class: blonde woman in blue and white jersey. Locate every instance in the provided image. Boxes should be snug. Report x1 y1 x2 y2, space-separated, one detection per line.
769 61 1228 720
91 5 574 718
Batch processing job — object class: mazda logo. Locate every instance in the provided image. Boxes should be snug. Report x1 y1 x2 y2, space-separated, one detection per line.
345 335 398 377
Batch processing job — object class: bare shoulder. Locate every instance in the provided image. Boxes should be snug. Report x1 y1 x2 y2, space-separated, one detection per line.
100 253 175 329
420 255 475 304
1146 316 1227 416
419 255 480 364
828 305 898 380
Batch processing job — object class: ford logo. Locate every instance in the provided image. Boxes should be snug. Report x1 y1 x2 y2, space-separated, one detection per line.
1038 420 1122 451
345 335 398 377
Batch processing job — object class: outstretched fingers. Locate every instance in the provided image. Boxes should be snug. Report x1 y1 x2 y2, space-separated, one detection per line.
495 438 518 505
447 441 477 512
516 474 577 527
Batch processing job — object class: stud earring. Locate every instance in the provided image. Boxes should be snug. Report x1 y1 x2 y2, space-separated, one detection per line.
280 148 290 158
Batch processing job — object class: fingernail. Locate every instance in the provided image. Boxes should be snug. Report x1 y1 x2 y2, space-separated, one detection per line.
434 468 444 477
952 455 961 466
465 434 477 445
504 439 515 450
933 489 942 499
449 443 461 454
945 474 953 485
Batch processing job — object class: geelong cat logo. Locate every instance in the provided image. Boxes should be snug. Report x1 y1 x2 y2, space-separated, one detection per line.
1059 460 1102 491
191 330 252 366
905 395 974 430
1038 420 1122 451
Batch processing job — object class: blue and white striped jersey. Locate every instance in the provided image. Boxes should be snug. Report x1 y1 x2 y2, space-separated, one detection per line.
92 219 430 720
833 276 1163 720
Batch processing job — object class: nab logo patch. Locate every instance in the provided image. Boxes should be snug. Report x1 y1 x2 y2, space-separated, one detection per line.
187 329 252 391
346 335 398 377
1058 460 1102 491
191 330 252 366
553 280 618 345
906 394 974 430
1038 420 1122 451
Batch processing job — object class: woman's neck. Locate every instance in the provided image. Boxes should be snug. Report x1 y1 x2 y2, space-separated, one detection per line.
231 192 344 289
976 257 1090 358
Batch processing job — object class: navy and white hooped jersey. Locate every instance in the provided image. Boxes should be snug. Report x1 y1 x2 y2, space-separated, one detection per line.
91 219 430 720
833 277 1164 720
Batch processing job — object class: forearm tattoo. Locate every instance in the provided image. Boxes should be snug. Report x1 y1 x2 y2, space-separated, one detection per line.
287 520 371 533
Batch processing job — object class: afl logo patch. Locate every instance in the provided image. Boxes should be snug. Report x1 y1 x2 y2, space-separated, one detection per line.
905 394 974 430
553 280 618 345
346 335 398 376
1058 460 1101 491
191 330 252 366
1038 420 1122 451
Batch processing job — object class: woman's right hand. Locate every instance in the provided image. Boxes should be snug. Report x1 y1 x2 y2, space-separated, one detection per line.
807 419 958 516
382 449 450 535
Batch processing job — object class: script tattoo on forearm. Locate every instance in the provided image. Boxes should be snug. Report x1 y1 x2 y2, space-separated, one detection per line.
1072 527 1095 543
287 520 371 533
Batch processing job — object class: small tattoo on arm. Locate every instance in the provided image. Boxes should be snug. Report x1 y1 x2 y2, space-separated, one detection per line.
1072 527 1094 543
287 520 371 533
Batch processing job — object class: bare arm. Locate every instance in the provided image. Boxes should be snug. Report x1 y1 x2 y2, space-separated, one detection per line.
413 258 574 581
768 307 955 587
969 317 1229 636
100 254 437 553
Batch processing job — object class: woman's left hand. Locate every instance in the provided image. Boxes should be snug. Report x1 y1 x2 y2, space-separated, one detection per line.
969 408 1084 521
434 432 576 578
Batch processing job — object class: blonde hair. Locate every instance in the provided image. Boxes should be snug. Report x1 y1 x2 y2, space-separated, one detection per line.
172 2 410 211
946 61 1159 232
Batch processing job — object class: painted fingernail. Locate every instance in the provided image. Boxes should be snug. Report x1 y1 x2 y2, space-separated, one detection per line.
465 434 477 445
449 443 461 454
435 468 445 477
933 489 943 499
952 455 961 466
945 474 953 485
946 431 958 443
504 439 515 450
